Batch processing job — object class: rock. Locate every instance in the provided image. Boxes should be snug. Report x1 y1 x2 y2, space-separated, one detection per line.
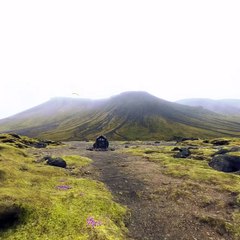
9 133 21 139
209 155 240 172
171 147 180 151
93 135 109 150
212 148 230 156
45 156 67 168
203 140 209 143
230 147 240 152
171 136 199 142
31 142 48 148
211 140 230 146
174 148 191 158
2 139 15 143
0 204 24 230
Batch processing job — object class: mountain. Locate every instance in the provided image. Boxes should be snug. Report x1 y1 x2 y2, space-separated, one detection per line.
1 91 240 141
176 98 240 115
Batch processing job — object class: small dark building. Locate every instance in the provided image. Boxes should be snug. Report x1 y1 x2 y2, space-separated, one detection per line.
93 135 109 150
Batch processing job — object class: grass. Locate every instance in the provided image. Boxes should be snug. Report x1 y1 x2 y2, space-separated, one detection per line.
124 139 240 239
0 136 127 239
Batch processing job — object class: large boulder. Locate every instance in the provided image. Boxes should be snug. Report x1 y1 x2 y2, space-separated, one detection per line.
44 156 67 168
209 155 240 172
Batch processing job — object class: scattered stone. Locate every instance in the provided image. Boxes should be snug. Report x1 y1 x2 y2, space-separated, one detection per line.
230 147 240 152
86 147 94 151
171 136 199 142
9 133 21 139
209 155 240 172
211 140 230 146
31 142 48 148
2 139 15 143
45 156 67 168
212 148 229 156
171 147 180 151
174 148 191 158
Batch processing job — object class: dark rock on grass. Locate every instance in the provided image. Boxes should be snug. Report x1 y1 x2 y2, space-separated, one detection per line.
211 140 230 146
174 148 191 158
171 136 199 142
209 155 240 172
44 156 67 168
9 133 21 139
212 148 230 156
30 142 48 148
24 139 61 149
86 147 94 151
0 204 24 230
171 147 180 151
2 139 15 143
230 147 240 152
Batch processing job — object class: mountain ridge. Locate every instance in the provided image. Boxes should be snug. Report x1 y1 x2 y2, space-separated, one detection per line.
176 98 240 115
1 91 240 141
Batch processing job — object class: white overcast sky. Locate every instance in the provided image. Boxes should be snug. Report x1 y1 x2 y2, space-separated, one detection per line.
0 0 240 119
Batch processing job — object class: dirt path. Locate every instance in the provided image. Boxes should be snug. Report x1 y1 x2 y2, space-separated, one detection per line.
29 142 232 240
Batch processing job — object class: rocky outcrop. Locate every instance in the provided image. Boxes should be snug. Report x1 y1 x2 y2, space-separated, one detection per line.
209 155 240 172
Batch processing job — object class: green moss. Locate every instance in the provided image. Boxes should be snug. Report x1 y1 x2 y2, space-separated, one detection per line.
0 143 127 239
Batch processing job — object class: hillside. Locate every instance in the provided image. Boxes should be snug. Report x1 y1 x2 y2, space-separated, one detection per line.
177 98 240 115
1 92 240 141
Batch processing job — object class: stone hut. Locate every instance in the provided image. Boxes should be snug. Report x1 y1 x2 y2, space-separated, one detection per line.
93 135 109 150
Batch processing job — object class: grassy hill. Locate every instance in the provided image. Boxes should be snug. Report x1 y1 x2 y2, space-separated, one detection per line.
1 92 240 141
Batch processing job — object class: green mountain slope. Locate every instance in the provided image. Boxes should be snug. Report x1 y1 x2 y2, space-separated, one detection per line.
1 92 240 141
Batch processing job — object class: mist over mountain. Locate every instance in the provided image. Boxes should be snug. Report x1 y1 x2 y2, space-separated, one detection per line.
0 92 240 141
177 98 240 115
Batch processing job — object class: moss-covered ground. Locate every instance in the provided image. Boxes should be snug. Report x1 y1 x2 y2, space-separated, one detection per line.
124 138 240 239
0 135 127 240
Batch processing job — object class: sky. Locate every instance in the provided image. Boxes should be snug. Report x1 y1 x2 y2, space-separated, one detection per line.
0 0 240 119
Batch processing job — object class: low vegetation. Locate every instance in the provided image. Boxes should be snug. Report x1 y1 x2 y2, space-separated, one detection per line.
124 138 240 239
0 134 127 240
